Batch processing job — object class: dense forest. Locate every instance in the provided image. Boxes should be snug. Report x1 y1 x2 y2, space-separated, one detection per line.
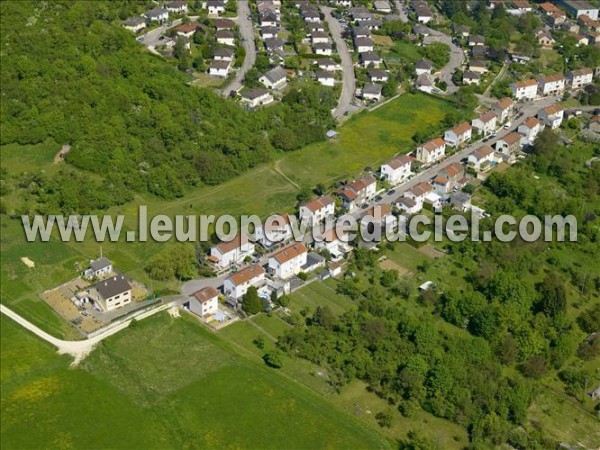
0 1 336 214
277 131 600 448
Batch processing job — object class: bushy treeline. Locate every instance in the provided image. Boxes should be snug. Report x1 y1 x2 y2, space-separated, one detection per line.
0 1 335 214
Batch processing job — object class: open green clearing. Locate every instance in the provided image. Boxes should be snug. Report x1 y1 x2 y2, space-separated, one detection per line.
1 313 391 450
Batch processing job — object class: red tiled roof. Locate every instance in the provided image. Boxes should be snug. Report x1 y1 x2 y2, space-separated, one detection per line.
303 196 334 213
514 79 537 88
451 121 472 136
228 264 265 286
215 234 243 254
478 111 497 123
501 132 521 145
272 242 307 264
523 117 540 128
192 286 219 303
422 137 446 152
386 155 412 169
473 145 494 159
496 97 514 110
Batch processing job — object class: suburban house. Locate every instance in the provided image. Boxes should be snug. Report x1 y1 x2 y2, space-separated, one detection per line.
259 66 287 90
216 18 235 30
493 97 515 123
311 31 330 44
374 0 392 13
308 22 326 33
268 243 308 279
93 276 132 312
303 9 321 23
209 235 255 269
254 214 294 248
454 23 470 37
316 70 335 87
359 51 382 68
260 11 280 27
216 30 235 46
209 60 231 77
566 67 594 89
122 17 146 33
578 14 600 30
472 111 498 136
538 73 566 96
557 0 598 20
539 1 563 15
313 229 352 260
207 0 226 16
261 26 279 39
214 47 235 61
536 29 555 47
415 5 433 23
538 104 564 129
404 182 434 209
511 79 538 100
354 36 374 53
313 42 333 55
335 175 377 210
362 83 382 101
176 23 201 38
416 73 434 93
416 137 446 164
240 88 274 108
495 132 523 161
299 196 335 225
223 264 266 301
549 10 567 27
187 287 219 319
83 257 112 279
143 7 169 23
450 192 472 212
352 26 371 39
413 24 430 37
317 58 339 71
265 38 284 54
444 122 473 147
165 1 188 14
362 205 397 232
467 145 496 171
469 34 485 46
463 70 481 85
469 59 488 73
415 59 433 75
518 117 543 145
381 155 412 185
397 197 421 214
368 69 389 82
440 162 466 187
508 0 533 15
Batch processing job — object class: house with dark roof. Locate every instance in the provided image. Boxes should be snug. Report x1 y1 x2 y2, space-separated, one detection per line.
93 276 132 312
122 17 146 33
84 257 112 279
259 66 287 90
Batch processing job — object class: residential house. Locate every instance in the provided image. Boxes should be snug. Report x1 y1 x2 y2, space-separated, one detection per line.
209 235 255 269
433 162 465 194
176 23 201 38
362 205 397 234
207 0 226 16
165 1 188 14
84 257 112 279
359 51 382 68
511 79 538 100
493 97 515 123
454 24 470 37
187 287 219 319
467 145 496 171
415 5 433 23
214 47 235 61
450 192 472 212
413 24 430 36
265 38 284 55
403 182 434 210
362 83 382 101
539 2 562 15
311 31 330 44
254 214 294 248
397 197 421 214
352 26 371 39
94 276 132 312
538 104 564 129
557 0 598 20
216 18 236 30
303 9 321 23
316 70 335 87
313 229 352 260
313 42 333 56
261 26 279 39
566 67 594 89
578 14 600 30
518 117 543 145
536 29 556 47
549 10 567 27
260 10 280 27
122 17 146 33
209 59 231 77
538 73 566 96
588 115 600 132
374 0 392 13
469 59 488 73
472 111 498 136
299 196 335 225
143 7 169 23
336 175 377 210
240 88 274 108
317 58 339 71
463 70 481 85
381 155 412 185
216 30 235 46
259 66 287 90
415 59 433 76
444 122 472 147
416 73 434 93
223 264 266 301
469 35 485 46
416 137 446 164
354 37 374 53
268 243 308 279
368 69 389 82
495 132 523 161
507 0 533 15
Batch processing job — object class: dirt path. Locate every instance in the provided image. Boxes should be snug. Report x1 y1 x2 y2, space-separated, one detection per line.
272 160 301 190
53 144 71 163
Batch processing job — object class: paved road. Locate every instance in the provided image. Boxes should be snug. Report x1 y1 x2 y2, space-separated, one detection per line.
321 6 357 120
393 0 410 23
222 1 256 96
139 19 185 54
423 27 465 94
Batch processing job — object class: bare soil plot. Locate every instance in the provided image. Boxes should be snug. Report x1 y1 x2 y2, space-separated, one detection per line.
419 244 445 259
379 259 411 277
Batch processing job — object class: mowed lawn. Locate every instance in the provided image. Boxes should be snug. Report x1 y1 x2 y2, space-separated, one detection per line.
1 313 391 450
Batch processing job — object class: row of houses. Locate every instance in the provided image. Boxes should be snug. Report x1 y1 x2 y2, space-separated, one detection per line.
207 19 237 77
511 68 594 100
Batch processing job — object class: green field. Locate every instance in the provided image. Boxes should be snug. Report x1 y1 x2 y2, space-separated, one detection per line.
1 312 391 450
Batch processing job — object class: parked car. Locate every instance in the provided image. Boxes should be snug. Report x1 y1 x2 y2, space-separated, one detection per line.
387 189 395 195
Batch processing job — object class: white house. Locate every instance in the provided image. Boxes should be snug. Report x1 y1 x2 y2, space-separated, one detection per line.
165 1 188 14
143 7 169 23
214 47 235 61
416 137 446 164
493 97 515 123
223 264 266 300
240 88 274 108
416 73 434 93
313 229 352 260
317 58 339 71
188 287 219 319
518 117 543 145
368 69 389 82
415 59 433 76
176 23 201 38
261 26 279 39
359 51 382 68
313 42 333 55
209 59 231 77
299 196 335 225
538 73 566 96
415 5 433 23
444 122 472 147
538 104 564 129
472 111 498 136
122 17 146 33
316 70 335 87
84 257 112 279
254 214 294 248
463 71 481 85
311 31 330 44
374 0 392 13
467 145 496 171
566 67 594 90
354 37 374 53
209 235 255 269
397 196 421 214
404 182 434 210
216 30 235 46
495 132 523 161
260 66 287 90
93 276 132 312
381 155 412 185
268 243 308 279
511 79 538 100
362 83 382 101
207 0 226 16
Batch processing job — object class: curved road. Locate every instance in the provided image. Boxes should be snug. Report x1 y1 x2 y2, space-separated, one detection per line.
222 0 256 96
422 26 465 94
321 6 356 120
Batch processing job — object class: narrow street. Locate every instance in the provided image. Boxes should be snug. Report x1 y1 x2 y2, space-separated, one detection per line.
422 26 465 94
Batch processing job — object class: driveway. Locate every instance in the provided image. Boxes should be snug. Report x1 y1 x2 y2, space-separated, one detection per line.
222 1 256 96
422 27 465 94
139 19 186 54
321 6 357 120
